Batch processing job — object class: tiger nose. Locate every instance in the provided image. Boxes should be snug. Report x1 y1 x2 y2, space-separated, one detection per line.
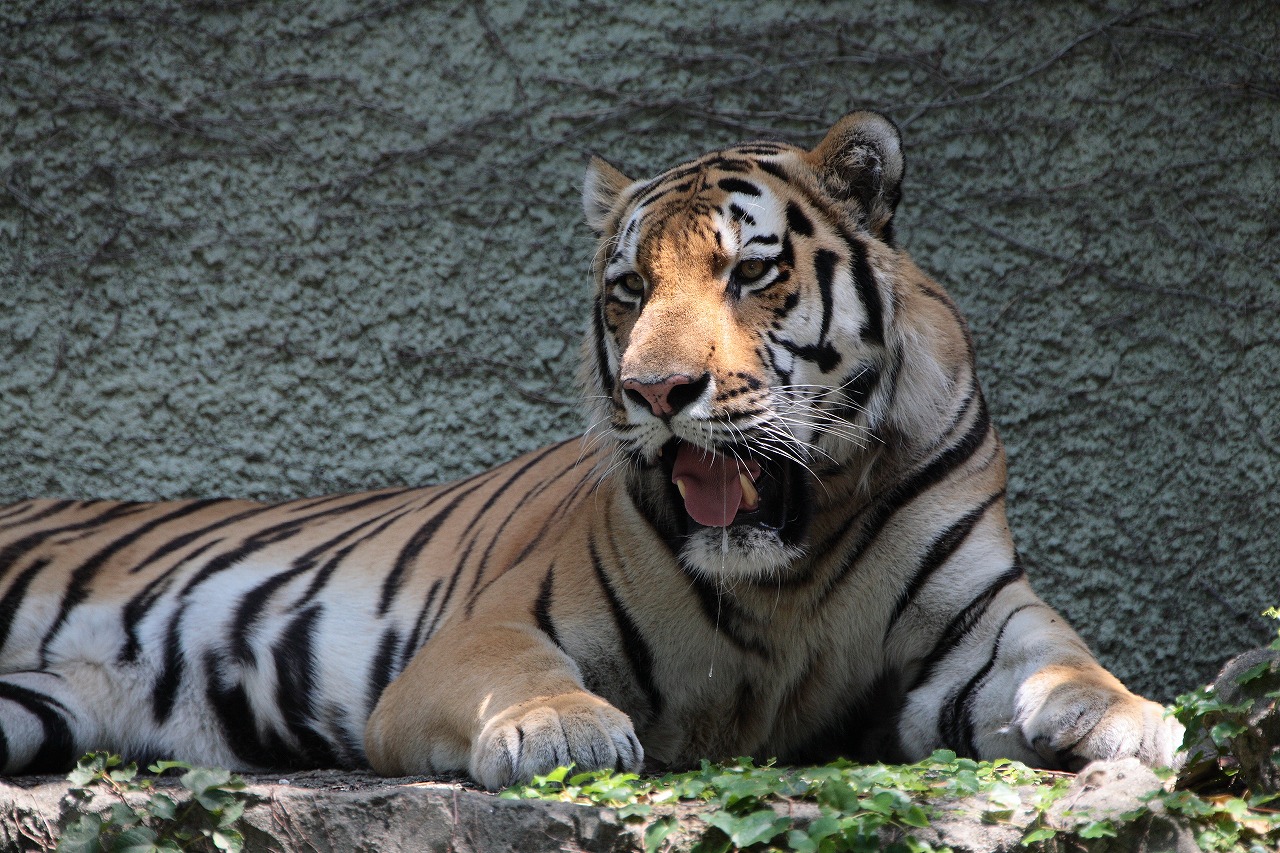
622 374 709 417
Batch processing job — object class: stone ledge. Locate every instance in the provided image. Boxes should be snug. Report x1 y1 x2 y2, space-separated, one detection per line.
0 759 1201 853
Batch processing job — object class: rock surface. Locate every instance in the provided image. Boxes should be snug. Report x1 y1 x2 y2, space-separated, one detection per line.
1180 646 1280 797
0 760 1209 853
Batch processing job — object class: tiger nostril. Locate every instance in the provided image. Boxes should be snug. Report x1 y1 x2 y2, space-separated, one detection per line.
621 374 708 417
623 385 653 413
665 374 709 415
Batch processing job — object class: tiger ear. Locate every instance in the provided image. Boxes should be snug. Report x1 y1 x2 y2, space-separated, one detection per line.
582 156 634 234
807 111 905 243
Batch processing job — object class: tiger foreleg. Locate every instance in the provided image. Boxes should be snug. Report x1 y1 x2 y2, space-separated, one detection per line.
1014 662 1182 771
364 621 642 789
901 598 1182 770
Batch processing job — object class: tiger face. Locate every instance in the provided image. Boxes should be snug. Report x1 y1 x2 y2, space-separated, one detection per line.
583 113 906 580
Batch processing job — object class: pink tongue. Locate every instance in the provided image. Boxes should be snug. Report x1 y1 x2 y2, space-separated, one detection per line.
672 446 760 528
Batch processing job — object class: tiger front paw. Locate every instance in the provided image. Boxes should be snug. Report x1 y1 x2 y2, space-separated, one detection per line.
470 691 644 790
1022 683 1183 771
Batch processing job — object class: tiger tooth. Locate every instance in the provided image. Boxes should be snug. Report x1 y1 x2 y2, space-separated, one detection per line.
739 472 759 509
676 479 687 499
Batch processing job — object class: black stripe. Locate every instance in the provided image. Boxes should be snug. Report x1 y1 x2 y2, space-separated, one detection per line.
0 500 76 529
127 500 279 575
273 605 337 766
717 177 761 196
847 236 885 347
837 364 880 419
0 558 49 652
204 650 293 768
756 159 791 182
231 565 311 663
827 393 991 591
366 625 401 718
534 563 562 651
301 509 413 603
735 144 787 155
119 539 220 664
708 156 752 173
39 500 224 664
682 572 772 659
941 603 1040 756
176 490 407 602
152 610 187 722
401 578 443 666
909 562 1028 694
785 201 813 238
0 501 146 582
814 249 838 343
0 680 74 772
464 462 596 611
772 333 841 374
884 490 1007 638
379 489 473 615
588 537 662 720
455 440 580 604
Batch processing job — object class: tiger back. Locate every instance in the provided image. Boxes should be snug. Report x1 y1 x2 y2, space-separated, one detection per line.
0 112 1181 788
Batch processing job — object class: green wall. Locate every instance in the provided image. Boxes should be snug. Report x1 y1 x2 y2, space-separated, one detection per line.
2 0 1277 702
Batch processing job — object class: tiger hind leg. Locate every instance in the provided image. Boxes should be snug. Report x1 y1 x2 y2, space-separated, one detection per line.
0 669 102 774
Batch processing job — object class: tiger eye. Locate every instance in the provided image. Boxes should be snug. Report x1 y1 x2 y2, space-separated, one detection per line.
618 273 645 295
735 259 768 282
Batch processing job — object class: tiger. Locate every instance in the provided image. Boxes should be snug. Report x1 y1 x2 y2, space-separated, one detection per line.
0 111 1181 789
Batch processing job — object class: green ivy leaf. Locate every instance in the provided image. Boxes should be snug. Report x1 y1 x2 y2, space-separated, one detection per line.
211 828 245 853
618 802 651 820
107 826 159 853
181 766 232 798
1021 826 1057 845
1236 660 1274 685
55 814 104 853
147 760 191 775
706 808 791 848
107 801 141 828
899 804 931 829
108 763 139 785
147 793 177 821
216 798 248 828
644 815 677 853
1077 820 1117 839
1210 721 1249 746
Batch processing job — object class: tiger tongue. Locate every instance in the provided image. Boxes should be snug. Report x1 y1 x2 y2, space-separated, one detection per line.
671 445 761 528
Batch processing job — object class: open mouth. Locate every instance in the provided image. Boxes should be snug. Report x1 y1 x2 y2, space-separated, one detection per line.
658 438 804 533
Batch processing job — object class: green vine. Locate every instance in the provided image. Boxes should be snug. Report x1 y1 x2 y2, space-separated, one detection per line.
504 746 1280 852
57 753 250 853
503 751 1068 852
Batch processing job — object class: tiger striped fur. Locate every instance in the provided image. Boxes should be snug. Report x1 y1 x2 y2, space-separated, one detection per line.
0 112 1180 788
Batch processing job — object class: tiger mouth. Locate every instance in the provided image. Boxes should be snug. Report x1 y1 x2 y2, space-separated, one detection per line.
658 438 807 535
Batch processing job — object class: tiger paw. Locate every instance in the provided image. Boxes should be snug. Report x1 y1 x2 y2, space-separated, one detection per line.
1022 685 1183 771
470 692 643 790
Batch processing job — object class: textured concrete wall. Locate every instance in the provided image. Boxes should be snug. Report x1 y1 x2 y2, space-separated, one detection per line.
1 0 1277 703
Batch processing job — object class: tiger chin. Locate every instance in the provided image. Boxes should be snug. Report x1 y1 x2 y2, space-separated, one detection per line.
0 111 1181 790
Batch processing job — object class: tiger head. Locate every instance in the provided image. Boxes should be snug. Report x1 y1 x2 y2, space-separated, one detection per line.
582 112 962 580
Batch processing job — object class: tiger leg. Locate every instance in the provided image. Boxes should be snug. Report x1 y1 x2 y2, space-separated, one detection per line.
364 620 642 789
0 670 99 774
900 592 1182 770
